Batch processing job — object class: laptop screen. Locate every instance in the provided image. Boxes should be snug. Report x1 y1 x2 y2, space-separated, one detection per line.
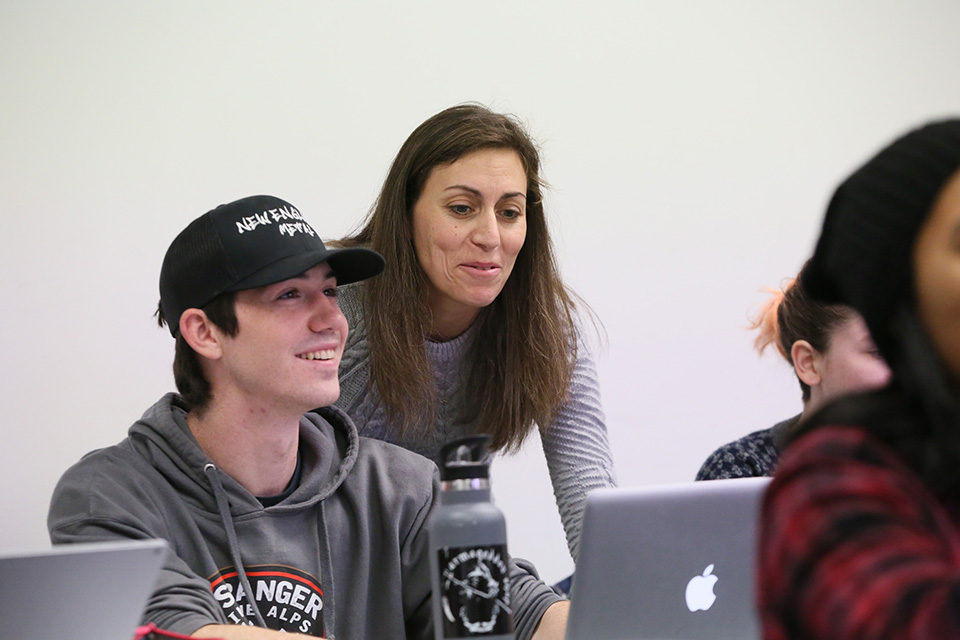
566 477 770 640
0 538 169 640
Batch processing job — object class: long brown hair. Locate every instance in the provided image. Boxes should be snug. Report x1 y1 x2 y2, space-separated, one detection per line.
340 103 578 452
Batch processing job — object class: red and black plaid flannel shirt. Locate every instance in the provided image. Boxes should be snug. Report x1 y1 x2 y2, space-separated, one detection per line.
758 424 960 640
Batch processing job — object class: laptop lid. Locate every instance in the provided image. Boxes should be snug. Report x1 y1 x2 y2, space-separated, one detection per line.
0 538 169 640
566 476 771 640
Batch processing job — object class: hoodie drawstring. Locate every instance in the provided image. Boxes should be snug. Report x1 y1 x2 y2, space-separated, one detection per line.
204 463 268 628
316 500 336 638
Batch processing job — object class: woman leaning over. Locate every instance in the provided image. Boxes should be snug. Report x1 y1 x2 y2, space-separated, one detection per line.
759 119 960 639
332 104 616 561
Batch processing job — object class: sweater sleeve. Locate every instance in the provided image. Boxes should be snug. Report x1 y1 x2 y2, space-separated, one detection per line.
758 425 960 640
539 333 617 561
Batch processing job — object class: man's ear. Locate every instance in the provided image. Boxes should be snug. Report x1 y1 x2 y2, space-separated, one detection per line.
179 309 224 361
791 339 822 388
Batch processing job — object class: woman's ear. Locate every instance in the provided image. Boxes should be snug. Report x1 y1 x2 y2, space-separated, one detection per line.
791 339 822 388
179 309 224 361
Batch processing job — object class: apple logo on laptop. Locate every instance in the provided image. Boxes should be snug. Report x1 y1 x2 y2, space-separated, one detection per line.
684 564 718 612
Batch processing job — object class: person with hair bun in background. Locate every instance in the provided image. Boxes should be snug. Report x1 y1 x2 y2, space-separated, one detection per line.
695 263 891 480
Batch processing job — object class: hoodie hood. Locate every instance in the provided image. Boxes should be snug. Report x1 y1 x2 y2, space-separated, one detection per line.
127 393 359 515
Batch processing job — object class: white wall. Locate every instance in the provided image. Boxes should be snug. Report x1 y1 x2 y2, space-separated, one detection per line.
2 1 959 584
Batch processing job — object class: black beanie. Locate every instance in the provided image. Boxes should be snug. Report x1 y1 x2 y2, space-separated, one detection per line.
802 118 960 364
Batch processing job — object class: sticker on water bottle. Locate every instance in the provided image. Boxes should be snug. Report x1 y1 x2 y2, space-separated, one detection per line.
437 544 514 637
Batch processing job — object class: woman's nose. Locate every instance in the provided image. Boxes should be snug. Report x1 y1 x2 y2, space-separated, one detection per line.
470 209 501 249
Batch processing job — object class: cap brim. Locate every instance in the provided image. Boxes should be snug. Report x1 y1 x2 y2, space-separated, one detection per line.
226 246 385 292
326 247 386 285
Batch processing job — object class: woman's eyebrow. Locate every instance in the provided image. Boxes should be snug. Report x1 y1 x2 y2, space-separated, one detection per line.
443 185 482 197
442 185 526 200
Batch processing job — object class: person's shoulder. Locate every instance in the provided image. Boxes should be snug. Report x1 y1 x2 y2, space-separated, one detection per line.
355 434 438 482
54 395 198 505
342 435 438 526
695 425 781 480
313 404 436 486
737 425 779 448
783 423 897 471
49 436 159 531
56 437 145 487
785 388 918 473
771 420 933 515
765 421 936 541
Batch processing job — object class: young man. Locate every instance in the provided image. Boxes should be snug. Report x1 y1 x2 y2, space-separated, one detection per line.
48 195 567 639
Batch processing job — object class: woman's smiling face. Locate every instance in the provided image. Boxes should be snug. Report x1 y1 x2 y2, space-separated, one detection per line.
411 147 528 339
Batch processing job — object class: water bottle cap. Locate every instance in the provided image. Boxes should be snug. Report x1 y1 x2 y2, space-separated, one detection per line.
439 435 491 481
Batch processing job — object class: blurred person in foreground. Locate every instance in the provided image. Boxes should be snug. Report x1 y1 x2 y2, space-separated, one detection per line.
758 119 960 640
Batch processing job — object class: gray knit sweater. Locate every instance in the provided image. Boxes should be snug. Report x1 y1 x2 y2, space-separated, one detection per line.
334 284 617 561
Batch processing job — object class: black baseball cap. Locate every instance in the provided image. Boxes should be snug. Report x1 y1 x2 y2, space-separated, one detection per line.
159 195 384 336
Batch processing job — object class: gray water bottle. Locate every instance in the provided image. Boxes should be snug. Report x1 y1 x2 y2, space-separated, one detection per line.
428 435 514 640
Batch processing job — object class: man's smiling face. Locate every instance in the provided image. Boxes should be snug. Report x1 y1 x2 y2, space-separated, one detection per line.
213 262 348 413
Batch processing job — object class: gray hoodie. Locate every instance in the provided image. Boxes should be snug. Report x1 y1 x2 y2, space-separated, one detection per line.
48 393 560 639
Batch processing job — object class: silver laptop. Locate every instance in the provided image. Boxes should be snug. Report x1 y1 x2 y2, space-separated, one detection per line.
566 476 771 640
0 538 169 640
